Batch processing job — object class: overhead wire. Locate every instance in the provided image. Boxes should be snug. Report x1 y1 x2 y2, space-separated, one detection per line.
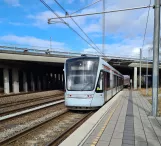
53 0 103 55
43 0 155 57
49 5 153 20
70 0 103 15
142 0 152 50
40 0 103 55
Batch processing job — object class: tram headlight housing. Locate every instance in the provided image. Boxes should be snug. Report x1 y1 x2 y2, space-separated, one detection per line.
87 94 93 98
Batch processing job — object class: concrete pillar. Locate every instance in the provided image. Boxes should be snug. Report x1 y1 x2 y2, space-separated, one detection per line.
31 73 35 91
23 72 28 92
53 74 56 89
134 67 137 89
12 68 19 93
46 73 50 90
62 74 64 89
3 68 10 94
43 76 46 90
37 76 41 91
59 74 62 88
57 74 60 89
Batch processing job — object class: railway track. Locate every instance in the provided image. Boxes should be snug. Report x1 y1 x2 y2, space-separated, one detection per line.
0 93 63 108
0 94 64 116
0 99 65 121
0 110 93 146
0 90 46 98
0 102 67 144
49 111 93 146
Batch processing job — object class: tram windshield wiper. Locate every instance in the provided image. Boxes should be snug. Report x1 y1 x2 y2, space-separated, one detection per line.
81 82 91 91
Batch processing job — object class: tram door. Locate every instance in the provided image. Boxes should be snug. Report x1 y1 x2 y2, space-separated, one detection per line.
104 72 107 102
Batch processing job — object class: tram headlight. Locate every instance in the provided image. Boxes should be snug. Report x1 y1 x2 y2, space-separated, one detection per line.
67 94 72 97
87 95 93 98
66 94 94 98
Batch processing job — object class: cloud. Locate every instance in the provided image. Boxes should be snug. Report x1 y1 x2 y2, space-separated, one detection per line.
27 0 154 57
64 0 154 37
27 11 53 28
27 10 87 30
0 35 67 51
83 23 101 33
27 11 71 29
9 22 29 26
82 5 154 37
82 36 153 58
4 0 20 7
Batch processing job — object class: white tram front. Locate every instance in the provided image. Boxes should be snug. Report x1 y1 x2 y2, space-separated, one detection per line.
64 56 123 110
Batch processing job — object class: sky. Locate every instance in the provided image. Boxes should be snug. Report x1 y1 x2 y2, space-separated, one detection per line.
0 0 155 58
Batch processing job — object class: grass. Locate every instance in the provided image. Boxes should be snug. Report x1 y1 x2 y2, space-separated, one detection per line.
139 88 161 116
148 99 161 116
139 88 161 97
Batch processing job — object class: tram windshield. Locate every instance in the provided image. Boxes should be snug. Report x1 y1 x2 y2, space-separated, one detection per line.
66 57 99 91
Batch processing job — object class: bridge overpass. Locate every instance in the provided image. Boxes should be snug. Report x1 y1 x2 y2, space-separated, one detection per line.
0 45 150 63
0 45 159 94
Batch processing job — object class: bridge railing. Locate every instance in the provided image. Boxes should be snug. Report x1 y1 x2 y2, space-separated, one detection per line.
0 45 151 62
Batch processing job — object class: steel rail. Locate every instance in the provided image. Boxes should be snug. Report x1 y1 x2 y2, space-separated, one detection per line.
0 94 63 107
0 96 64 117
0 99 64 121
46 111 93 146
0 110 68 146
0 90 45 98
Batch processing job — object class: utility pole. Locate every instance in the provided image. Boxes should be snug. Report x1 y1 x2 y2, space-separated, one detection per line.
152 0 160 117
139 48 142 89
102 0 105 56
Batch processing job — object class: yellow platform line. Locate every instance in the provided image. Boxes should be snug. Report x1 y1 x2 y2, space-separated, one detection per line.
90 99 121 146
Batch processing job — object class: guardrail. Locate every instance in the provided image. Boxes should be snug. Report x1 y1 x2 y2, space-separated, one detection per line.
0 45 152 62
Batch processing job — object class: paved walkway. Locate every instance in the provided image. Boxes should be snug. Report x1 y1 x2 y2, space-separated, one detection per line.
82 90 161 146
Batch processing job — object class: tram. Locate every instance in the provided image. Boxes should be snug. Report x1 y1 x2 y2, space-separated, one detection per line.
64 56 124 110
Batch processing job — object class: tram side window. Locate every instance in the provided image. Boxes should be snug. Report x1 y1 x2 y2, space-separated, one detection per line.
118 77 120 86
120 78 121 86
96 71 103 93
114 75 116 88
107 72 110 89
113 75 115 88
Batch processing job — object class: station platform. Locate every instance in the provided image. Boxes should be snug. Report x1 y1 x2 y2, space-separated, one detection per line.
60 89 161 146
